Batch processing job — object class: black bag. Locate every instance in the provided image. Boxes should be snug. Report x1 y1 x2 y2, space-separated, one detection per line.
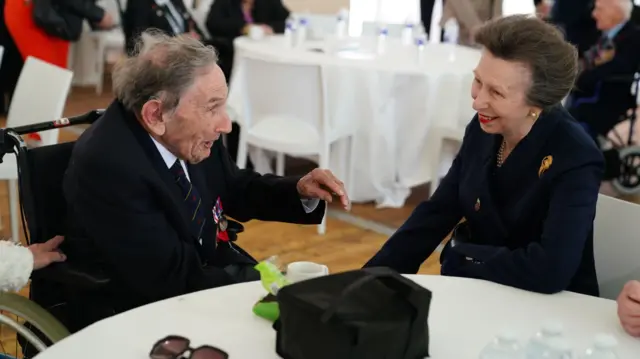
274 267 432 359
31 0 83 41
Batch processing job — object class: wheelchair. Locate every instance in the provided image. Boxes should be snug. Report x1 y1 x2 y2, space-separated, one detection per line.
597 72 640 196
0 110 245 357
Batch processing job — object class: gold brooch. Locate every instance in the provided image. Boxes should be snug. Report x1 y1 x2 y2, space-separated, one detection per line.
538 155 553 177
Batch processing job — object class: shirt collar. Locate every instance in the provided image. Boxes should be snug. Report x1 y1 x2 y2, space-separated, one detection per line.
604 21 626 40
150 135 178 169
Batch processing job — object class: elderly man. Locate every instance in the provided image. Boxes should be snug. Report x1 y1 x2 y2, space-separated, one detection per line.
58 30 348 332
618 280 640 337
567 0 640 147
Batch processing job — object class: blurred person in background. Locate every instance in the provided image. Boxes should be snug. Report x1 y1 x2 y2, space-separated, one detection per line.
439 0 502 47
566 0 640 157
0 236 66 292
123 0 232 56
0 0 113 114
365 15 605 297
205 0 289 80
205 0 289 164
549 0 640 53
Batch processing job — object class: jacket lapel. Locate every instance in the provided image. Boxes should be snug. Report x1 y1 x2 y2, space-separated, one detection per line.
118 103 197 245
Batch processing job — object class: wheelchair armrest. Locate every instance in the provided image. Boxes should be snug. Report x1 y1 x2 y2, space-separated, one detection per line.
31 262 111 290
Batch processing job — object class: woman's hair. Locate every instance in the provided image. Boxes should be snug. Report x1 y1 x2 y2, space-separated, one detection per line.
474 15 578 109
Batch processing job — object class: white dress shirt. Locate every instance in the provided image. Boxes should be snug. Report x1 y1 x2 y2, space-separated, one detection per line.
150 136 319 213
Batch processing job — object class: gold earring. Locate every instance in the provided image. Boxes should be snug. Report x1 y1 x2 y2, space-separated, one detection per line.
529 111 538 118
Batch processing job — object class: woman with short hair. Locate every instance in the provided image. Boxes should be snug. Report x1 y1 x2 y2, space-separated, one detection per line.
365 15 604 297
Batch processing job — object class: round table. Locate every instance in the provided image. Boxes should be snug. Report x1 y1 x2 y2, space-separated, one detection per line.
33 275 640 358
227 35 481 207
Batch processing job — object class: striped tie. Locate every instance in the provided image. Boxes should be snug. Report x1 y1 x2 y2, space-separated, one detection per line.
170 159 207 240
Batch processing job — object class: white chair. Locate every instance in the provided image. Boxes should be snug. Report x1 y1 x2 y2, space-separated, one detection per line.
593 194 640 300
428 72 475 196
235 55 355 234
91 0 127 94
0 57 73 243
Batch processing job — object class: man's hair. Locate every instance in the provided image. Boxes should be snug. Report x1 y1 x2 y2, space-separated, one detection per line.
112 30 219 115
474 15 578 109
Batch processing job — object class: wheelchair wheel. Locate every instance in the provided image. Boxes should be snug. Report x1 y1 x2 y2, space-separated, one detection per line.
612 146 640 195
0 292 70 358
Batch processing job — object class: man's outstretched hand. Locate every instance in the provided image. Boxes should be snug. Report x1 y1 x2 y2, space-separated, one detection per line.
297 168 350 210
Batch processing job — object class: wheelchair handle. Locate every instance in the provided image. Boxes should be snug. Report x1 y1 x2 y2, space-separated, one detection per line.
0 110 105 164
5 109 104 137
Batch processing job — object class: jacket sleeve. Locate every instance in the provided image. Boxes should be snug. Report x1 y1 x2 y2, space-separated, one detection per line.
59 0 105 23
0 241 33 292
264 0 290 34
363 123 473 273
449 155 604 294
206 0 247 38
215 141 325 224
65 156 234 303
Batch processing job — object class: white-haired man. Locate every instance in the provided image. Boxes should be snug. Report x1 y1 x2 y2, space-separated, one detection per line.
567 0 640 148
55 30 349 332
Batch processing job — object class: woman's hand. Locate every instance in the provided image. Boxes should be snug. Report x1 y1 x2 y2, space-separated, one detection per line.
28 235 66 270
617 280 640 337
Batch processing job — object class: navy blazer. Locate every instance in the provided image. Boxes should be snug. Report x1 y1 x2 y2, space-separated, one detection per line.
364 105 604 296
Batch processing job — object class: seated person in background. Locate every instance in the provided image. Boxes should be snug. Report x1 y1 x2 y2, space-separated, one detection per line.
567 0 640 145
122 0 229 56
205 0 289 164
364 15 604 297
205 0 290 80
618 280 640 337
58 30 349 332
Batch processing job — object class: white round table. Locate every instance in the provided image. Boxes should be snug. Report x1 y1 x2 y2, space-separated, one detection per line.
227 36 481 208
33 275 640 358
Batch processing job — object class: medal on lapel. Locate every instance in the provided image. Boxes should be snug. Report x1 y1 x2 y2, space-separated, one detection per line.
474 198 481 211
538 155 553 177
213 197 230 242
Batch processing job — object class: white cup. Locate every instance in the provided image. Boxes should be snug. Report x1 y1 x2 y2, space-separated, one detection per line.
248 25 265 40
286 261 329 283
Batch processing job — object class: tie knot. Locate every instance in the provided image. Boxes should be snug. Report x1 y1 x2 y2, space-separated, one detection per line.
170 159 186 179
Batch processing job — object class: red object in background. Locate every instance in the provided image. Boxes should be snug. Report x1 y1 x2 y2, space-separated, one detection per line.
4 0 71 69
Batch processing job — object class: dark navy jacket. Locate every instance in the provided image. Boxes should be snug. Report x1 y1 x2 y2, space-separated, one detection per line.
364 105 604 296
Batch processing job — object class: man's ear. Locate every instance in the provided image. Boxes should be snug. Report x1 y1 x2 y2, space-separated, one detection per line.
140 99 167 136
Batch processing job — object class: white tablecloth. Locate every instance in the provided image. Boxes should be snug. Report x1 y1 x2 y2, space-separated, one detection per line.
227 36 481 207
34 275 640 358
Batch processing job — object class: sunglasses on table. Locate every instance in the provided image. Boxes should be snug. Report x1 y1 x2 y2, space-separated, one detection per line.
150 335 229 359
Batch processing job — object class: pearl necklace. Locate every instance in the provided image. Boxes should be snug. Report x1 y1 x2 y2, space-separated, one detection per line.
497 140 506 167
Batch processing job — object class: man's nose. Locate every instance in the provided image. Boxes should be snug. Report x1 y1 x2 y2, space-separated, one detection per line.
217 112 233 134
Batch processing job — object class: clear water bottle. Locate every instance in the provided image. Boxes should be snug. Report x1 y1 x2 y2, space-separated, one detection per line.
479 331 524 359
335 8 348 39
296 17 308 46
525 322 564 359
401 21 414 46
415 34 427 65
579 334 619 359
376 24 388 55
284 17 295 47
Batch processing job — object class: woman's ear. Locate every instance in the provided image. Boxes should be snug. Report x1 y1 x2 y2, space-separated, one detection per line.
140 99 167 136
